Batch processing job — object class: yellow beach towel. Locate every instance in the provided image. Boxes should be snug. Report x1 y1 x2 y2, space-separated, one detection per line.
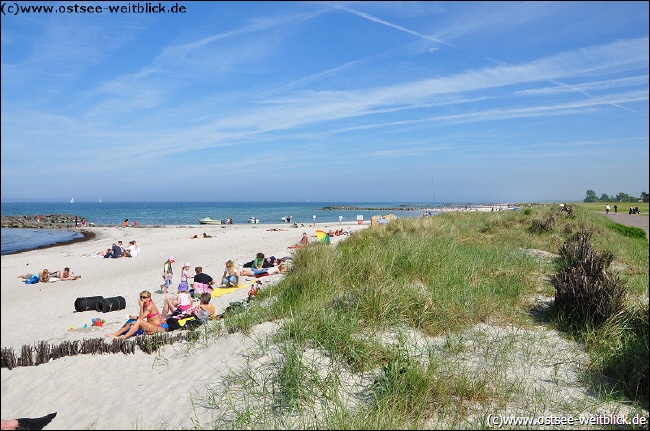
211 284 246 298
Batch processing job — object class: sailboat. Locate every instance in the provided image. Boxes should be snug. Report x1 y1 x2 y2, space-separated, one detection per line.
99 197 102 203
70 198 74 204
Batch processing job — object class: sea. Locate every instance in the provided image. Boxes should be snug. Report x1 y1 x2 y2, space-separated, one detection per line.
1 201 434 255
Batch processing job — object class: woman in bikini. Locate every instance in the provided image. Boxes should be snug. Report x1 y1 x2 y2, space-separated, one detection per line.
105 290 166 339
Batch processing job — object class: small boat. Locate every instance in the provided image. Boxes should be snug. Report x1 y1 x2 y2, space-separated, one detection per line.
248 217 259 224
70 198 74 204
199 217 222 225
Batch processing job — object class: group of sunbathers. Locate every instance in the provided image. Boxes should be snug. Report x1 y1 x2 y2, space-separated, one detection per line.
102 251 292 339
81 239 140 258
18 267 80 283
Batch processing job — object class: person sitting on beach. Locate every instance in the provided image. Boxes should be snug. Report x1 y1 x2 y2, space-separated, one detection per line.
299 232 309 245
250 252 267 275
166 292 215 330
105 290 166 339
51 267 80 281
125 240 140 257
104 243 123 258
221 260 241 287
17 269 50 284
161 281 193 318
196 292 216 319
191 266 215 296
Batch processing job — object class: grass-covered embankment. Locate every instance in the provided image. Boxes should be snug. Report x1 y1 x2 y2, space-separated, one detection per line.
202 204 648 429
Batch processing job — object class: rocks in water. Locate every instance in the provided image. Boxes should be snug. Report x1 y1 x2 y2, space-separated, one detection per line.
1 214 84 229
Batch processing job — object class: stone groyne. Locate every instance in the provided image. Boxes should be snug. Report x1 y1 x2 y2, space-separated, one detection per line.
318 205 417 211
1 214 87 229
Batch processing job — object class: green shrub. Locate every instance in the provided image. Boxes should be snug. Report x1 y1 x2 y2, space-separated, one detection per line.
607 222 647 239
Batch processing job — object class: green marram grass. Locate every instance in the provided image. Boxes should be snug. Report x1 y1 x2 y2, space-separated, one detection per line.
188 204 648 429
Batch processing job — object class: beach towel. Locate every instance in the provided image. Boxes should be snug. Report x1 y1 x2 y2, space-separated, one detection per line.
25 274 40 284
211 284 246 298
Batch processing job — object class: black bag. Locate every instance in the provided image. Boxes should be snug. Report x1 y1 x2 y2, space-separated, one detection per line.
166 317 181 331
166 314 199 331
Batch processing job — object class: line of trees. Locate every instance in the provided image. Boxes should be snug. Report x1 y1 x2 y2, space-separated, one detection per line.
584 190 649 203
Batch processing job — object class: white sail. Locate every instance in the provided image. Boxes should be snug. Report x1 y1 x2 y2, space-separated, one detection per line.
70 198 74 204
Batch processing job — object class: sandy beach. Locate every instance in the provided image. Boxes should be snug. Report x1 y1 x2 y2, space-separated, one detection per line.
1 221 368 429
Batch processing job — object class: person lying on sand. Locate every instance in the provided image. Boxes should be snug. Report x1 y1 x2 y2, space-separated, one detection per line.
240 263 287 277
81 248 111 257
190 232 213 238
17 269 50 283
50 267 80 281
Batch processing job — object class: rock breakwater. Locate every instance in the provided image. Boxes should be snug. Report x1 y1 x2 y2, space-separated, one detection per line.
1 214 87 229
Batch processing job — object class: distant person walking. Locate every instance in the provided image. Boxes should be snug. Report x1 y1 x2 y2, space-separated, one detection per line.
338 215 343 225
614 204 618 214
74 216 78 227
605 204 610 214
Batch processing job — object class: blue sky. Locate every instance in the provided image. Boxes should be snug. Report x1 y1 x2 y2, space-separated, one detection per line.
1 1 648 203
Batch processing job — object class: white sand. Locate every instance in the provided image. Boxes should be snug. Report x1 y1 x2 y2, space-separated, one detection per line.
0 221 368 429
4 221 644 429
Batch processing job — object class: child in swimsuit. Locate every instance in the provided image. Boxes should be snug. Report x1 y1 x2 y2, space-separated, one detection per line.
161 281 193 318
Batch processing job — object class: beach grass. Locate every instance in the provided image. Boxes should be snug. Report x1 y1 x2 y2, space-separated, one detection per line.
190 204 648 429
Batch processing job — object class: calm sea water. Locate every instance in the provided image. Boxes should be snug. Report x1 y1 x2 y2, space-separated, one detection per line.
1 201 431 255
